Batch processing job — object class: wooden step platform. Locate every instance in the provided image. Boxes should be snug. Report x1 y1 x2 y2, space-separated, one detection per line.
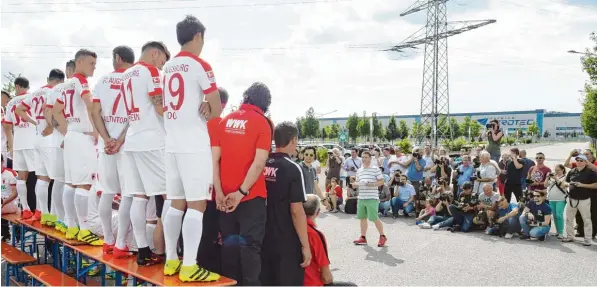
69 244 237 286
19 219 88 246
1 241 36 265
23 264 86 286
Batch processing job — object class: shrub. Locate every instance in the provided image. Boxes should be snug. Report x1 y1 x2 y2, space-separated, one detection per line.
524 138 532 144
395 138 412 154
442 137 468 151
317 148 329 166
505 137 516 146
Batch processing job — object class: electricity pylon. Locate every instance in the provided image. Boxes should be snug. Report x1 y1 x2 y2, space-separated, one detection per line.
385 0 495 147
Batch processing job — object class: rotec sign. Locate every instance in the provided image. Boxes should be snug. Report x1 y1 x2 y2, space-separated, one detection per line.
477 118 534 127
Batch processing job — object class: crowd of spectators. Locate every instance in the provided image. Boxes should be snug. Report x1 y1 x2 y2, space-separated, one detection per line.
294 142 597 247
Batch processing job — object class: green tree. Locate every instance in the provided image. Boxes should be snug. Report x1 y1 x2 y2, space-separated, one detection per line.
358 111 370 140
329 123 340 139
295 117 304 139
2 72 21 96
385 116 398 141
527 122 540 138
346 112 360 142
372 113 383 141
460 116 472 138
580 33 597 139
399 120 409 139
412 122 421 139
470 120 482 138
321 127 328 140
301 107 319 140
449 118 461 138
423 123 432 137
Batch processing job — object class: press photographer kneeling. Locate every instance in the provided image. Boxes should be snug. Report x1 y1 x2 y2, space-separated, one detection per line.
447 182 478 232
519 190 551 241
486 196 520 239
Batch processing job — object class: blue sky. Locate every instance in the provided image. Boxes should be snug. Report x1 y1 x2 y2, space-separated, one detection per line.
1 0 596 123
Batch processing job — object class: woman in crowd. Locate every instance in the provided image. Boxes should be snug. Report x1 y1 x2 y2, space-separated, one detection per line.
473 151 498 195
485 119 503 162
544 164 568 239
325 177 342 213
497 154 509 195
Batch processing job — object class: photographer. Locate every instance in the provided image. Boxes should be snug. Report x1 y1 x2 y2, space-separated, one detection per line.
504 148 524 203
416 177 434 210
419 195 452 229
527 152 550 193
563 154 597 246
486 196 520 238
564 149 597 172
435 156 452 182
544 164 567 239
447 182 477 232
390 174 416 218
403 146 426 198
478 183 499 213
453 155 474 197
343 148 362 179
519 190 552 241
326 148 344 188
485 119 503 162
472 151 498 195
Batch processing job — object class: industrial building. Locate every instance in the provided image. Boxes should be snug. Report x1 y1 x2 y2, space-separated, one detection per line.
318 109 585 139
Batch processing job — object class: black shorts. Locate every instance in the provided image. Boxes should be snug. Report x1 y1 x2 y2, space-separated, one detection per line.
155 195 165 218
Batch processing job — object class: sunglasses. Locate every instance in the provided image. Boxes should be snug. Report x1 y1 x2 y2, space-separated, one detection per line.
533 195 543 198
577 159 585 163
304 153 314 157
535 157 544 160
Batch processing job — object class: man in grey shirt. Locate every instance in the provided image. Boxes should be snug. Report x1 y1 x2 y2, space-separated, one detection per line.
344 148 362 179
301 146 323 198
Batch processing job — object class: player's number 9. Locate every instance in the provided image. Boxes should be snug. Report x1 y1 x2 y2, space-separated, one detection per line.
163 73 185 112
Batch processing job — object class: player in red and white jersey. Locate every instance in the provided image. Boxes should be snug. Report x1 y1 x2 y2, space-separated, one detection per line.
51 49 103 246
44 60 75 234
16 69 66 225
89 46 135 256
1 90 11 167
161 15 222 282
119 41 170 266
1 77 36 220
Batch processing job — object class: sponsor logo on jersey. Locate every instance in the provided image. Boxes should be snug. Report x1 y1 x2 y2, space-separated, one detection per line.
264 166 278 182
152 76 161 88
225 118 247 135
206 71 215 83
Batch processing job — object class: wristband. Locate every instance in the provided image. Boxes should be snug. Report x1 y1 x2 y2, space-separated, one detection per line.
238 188 248 196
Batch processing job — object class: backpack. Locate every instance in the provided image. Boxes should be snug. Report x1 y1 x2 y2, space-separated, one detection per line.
344 198 358 214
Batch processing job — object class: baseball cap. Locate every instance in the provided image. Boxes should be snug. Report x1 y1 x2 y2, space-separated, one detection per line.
575 154 588 161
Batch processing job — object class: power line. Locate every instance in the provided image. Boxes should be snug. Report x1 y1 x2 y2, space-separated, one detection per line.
6 0 200 5
1 0 352 14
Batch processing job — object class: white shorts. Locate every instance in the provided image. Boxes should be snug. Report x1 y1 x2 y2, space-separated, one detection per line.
47 147 65 181
166 152 213 201
97 152 124 195
34 147 54 177
121 150 165 197
63 132 97 185
13 149 35 172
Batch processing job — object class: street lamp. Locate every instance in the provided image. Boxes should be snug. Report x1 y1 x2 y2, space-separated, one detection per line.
315 109 338 118
568 50 596 56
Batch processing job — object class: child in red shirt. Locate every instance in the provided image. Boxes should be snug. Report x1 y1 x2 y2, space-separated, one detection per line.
325 177 343 213
303 195 333 286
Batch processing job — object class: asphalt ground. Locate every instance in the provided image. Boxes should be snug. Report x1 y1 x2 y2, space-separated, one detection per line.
315 141 597 286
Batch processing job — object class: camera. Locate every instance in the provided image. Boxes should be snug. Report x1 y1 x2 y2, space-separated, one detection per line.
486 123 493 129
548 172 555 177
412 152 421 159
526 216 537 226
439 194 450 202
571 149 580 157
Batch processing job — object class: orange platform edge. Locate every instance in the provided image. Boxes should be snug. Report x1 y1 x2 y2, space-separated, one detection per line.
1 213 21 224
18 218 88 246
1 241 36 265
22 264 87 286
68 244 237 286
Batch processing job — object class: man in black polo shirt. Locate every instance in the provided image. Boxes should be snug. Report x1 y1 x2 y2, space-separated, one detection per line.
261 121 311 286
563 154 597 246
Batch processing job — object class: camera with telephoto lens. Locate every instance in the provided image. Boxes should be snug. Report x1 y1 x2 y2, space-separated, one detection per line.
486 123 493 129
526 215 538 227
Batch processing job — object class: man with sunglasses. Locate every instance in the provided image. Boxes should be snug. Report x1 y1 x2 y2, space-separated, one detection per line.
519 190 551 241
527 152 551 193
563 154 597 246
301 146 323 199
564 149 597 239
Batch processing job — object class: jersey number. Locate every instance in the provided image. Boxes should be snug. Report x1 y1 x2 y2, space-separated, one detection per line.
10 105 21 126
122 80 140 115
31 97 45 120
162 73 185 113
62 89 75 117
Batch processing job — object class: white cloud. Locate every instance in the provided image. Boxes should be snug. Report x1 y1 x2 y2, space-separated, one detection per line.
1 0 596 124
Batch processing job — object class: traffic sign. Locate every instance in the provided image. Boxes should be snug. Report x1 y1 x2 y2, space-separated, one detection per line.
339 132 347 142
